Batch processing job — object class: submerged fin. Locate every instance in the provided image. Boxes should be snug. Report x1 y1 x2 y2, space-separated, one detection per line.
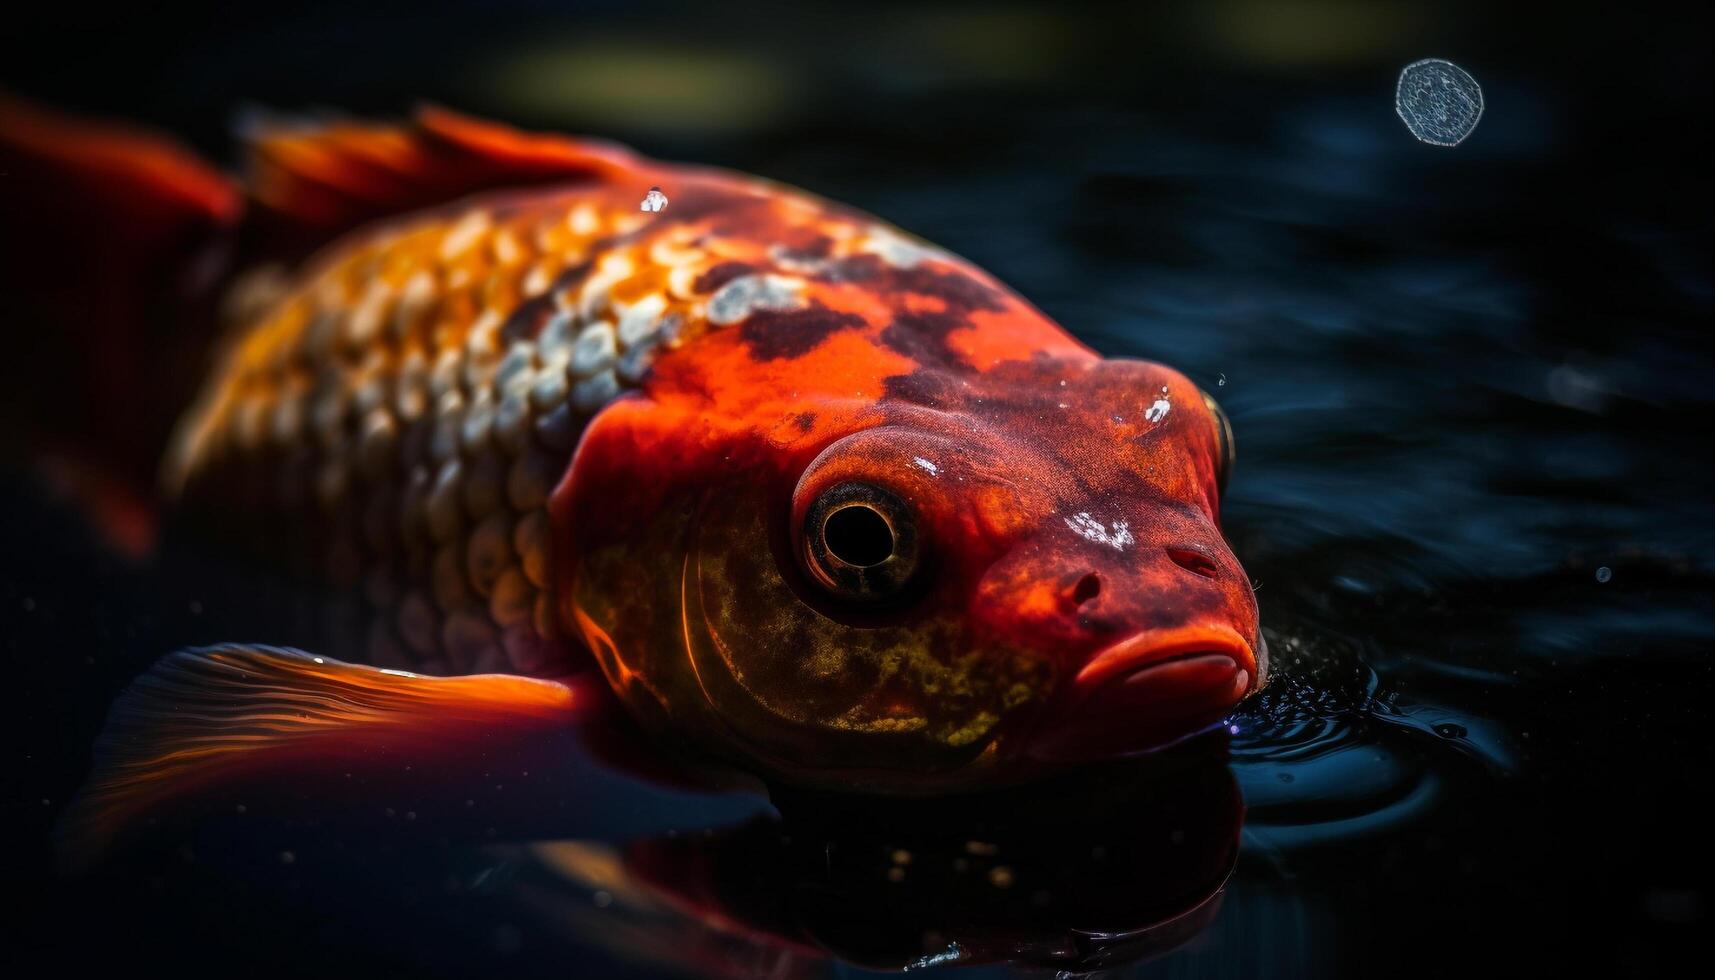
243 103 639 252
60 644 579 869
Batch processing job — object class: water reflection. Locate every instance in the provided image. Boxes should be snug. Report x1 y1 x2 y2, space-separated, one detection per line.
504 743 1241 975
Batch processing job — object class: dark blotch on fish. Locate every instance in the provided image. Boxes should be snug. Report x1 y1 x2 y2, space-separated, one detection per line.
740 304 866 361
694 261 757 294
881 310 968 361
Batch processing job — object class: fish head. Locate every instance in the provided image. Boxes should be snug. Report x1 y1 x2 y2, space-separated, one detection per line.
555 351 1257 790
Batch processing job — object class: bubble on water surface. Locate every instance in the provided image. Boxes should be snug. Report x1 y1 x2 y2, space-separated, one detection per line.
1395 59 1483 147
1596 566 1612 583
907 943 966 970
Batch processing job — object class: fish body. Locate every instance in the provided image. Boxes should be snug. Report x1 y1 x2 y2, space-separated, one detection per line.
3 104 1259 848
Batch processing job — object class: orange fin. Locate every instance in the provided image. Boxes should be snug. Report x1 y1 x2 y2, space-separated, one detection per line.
0 93 240 228
59 645 579 869
0 94 243 516
243 103 640 251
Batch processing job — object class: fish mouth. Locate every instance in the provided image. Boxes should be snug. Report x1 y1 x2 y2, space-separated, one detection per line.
1028 625 1257 763
1073 624 1257 696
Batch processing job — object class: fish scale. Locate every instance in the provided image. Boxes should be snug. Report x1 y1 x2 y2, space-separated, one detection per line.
166 178 940 677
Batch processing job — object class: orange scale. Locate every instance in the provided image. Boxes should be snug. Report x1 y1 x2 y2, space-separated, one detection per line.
609 271 670 308
480 266 521 313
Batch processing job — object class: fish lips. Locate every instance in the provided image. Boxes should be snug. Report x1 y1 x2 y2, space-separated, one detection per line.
1026 624 1256 763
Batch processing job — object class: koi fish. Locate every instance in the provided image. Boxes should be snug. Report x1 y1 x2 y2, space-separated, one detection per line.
1 100 1261 856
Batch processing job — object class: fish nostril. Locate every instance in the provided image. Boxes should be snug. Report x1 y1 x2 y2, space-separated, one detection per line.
1167 548 1220 579
1071 573 1102 606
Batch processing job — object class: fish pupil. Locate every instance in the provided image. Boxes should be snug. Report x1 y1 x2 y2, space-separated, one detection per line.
824 505 895 568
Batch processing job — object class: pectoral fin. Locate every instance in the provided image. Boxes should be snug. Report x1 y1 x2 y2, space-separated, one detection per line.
60 644 580 869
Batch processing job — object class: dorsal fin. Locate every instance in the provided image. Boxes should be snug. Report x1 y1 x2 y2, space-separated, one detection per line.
243 104 641 252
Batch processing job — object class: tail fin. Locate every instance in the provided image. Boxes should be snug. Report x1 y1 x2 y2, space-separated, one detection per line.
0 97 640 553
0 94 242 554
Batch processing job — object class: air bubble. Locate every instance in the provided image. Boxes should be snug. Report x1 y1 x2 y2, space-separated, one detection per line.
1395 59 1484 147
1595 566 1612 583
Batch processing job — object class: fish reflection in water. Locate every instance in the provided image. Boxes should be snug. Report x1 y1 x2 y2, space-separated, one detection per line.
495 743 1242 975
54 642 1268 975
50 629 1476 977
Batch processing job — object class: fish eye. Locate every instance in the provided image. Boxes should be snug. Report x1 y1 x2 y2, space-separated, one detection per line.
1200 390 1236 493
802 481 920 601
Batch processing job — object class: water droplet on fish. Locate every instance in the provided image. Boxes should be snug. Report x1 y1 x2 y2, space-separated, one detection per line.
639 186 668 213
1145 398 1171 423
1395 58 1483 147
1596 566 1612 583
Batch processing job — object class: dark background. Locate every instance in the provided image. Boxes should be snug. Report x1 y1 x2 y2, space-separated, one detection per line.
4 2 1712 977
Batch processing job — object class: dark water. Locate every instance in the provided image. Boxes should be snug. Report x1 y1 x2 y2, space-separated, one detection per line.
5 3 1711 977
